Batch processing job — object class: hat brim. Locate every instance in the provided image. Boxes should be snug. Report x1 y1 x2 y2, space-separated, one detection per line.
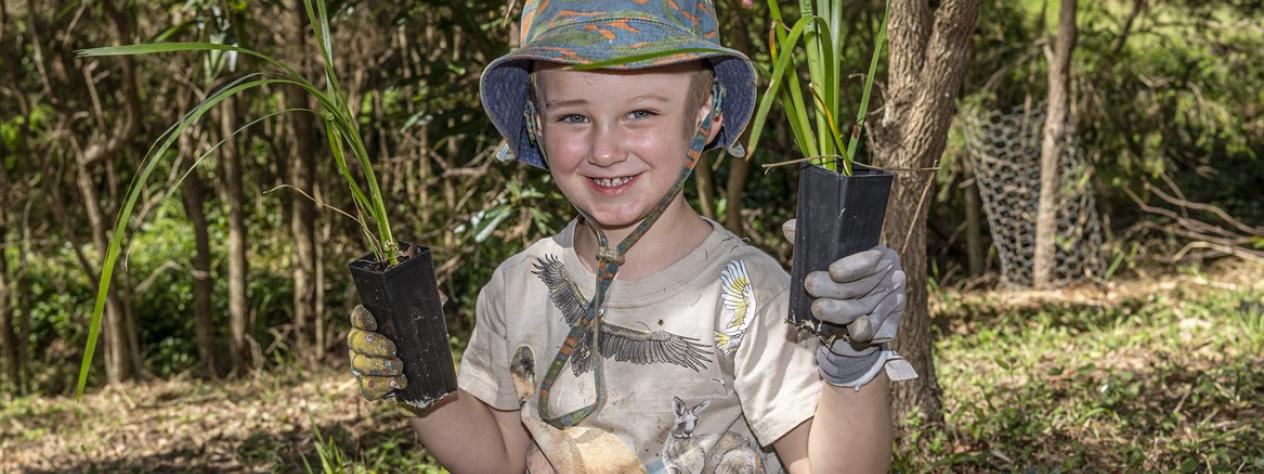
481 18 755 169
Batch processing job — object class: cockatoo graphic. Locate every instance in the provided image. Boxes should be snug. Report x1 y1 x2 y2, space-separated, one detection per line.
532 255 713 376
715 260 756 355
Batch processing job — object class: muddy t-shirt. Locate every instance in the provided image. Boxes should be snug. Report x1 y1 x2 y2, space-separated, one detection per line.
458 218 821 473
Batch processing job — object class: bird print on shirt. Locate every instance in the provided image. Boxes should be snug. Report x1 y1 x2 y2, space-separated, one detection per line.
532 255 713 376
715 260 756 355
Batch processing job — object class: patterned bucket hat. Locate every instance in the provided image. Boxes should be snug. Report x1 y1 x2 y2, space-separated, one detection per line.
481 0 756 168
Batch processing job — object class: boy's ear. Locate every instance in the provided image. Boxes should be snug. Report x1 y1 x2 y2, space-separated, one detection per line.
695 93 724 145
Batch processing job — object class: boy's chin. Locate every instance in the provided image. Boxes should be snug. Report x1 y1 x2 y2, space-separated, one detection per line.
581 206 651 231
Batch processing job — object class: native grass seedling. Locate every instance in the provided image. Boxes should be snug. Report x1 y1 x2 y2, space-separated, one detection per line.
74 0 395 397
746 0 890 175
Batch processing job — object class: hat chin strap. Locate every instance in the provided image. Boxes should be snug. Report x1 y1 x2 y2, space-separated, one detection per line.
535 83 724 429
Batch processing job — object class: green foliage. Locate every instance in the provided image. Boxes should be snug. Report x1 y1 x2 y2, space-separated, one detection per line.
746 0 889 174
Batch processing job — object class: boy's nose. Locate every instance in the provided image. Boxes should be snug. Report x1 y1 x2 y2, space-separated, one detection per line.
587 124 626 167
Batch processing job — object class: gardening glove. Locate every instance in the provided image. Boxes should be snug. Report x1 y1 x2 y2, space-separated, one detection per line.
783 219 918 389
348 305 408 401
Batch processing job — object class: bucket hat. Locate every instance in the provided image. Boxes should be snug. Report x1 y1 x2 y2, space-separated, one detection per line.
480 0 756 168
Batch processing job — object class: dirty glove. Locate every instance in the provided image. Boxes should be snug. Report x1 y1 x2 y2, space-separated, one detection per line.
783 219 918 389
348 305 408 400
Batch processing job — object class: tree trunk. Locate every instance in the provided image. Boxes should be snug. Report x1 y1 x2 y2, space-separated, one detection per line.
1033 0 1077 289
695 155 717 220
721 0 753 233
179 131 219 379
0 203 15 388
220 95 252 374
286 0 320 367
871 0 983 428
963 156 985 277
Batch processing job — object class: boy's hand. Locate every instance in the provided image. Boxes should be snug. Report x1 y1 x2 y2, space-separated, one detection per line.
783 219 917 388
782 219 906 343
348 305 408 400
805 246 906 344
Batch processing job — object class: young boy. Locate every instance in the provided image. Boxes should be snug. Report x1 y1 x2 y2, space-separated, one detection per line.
349 2 915 472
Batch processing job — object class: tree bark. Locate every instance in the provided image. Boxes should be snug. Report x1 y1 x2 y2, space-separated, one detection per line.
871 0 983 428
179 131 219 379
286 0 321 367
695 155 717 220
219 95 253 374
1033 0 1077 289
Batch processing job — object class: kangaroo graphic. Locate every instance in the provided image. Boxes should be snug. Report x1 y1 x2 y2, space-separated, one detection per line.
510 345 647 474
661 397 762 474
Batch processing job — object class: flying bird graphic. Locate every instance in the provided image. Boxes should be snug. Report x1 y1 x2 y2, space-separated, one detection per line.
532 255 713 376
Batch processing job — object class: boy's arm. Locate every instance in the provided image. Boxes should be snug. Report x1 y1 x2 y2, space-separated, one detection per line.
773 373 893 474
408 390 531 473
350 319 531 472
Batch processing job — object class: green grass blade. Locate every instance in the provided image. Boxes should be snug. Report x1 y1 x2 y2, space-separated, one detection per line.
759 0 814 157
77 42 303 80
807 83 848 157
572 48 722 70
337 117 396 262
76 74 277 398
303 0 344 103
747 17 814 158
779 85 813 157
845 0 890 168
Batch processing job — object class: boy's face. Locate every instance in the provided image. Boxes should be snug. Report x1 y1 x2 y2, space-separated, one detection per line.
535 62 721 229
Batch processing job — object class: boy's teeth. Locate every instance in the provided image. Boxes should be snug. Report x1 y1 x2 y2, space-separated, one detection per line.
594 176 633 187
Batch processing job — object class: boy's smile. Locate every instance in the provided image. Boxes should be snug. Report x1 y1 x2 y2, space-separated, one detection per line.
535 62 721 231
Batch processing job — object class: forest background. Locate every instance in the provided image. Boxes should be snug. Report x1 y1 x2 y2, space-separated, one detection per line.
1 0 1262 471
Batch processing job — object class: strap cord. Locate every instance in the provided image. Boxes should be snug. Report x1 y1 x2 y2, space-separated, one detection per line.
535 83 724 429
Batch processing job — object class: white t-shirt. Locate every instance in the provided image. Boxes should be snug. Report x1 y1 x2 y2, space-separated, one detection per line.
458 218 821 473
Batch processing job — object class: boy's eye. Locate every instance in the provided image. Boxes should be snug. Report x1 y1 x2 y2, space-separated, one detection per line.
559 114 588 124
628 110 657 120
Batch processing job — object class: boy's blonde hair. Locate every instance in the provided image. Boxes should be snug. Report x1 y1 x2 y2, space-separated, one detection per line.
527 61 716 142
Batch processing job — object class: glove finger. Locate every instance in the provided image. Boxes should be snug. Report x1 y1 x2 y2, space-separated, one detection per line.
351 353 404 377
811 287 887 325
847 315 875 343
828 246 896 283
358 375 407 401
782 219 797 242
350 305 377 332
848 289 904 343
872 291 906 344
348 328 397 358
804 264 890 299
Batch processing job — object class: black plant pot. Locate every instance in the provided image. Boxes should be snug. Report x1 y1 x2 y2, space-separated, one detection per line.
349 242 457 411
789 160 893 338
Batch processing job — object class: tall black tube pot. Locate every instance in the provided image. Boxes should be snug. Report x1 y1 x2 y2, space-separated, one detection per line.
349 242 457 411
789 161 893 338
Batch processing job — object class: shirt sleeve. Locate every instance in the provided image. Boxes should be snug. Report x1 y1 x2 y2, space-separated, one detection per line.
732 285 822 447
457 270 521 411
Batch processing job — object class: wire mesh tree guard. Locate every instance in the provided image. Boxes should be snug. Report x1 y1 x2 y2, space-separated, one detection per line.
963 102 1106 288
